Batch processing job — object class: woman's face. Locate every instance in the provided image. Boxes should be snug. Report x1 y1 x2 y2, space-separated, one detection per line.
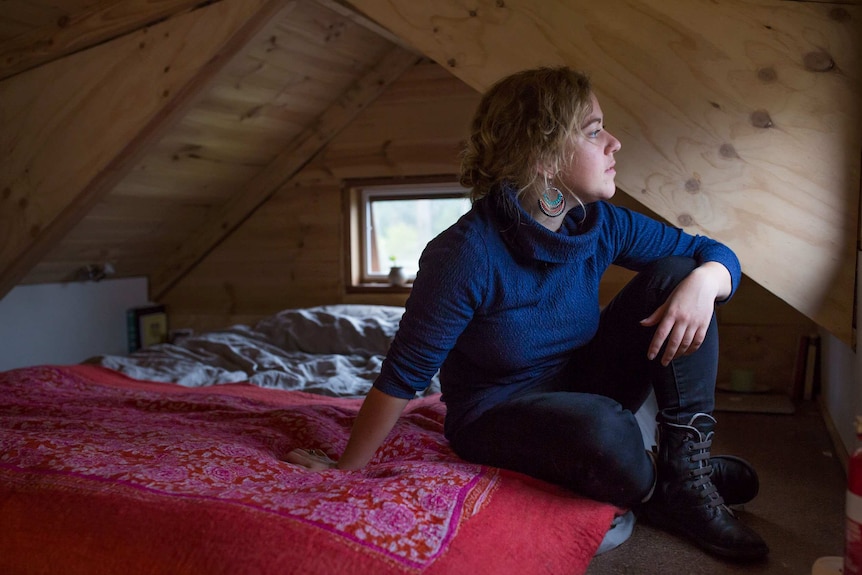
556 93 621 204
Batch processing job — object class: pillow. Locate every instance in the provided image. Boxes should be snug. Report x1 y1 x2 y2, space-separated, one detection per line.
253 305 405 356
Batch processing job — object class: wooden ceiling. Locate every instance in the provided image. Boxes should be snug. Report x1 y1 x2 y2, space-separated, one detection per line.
1 0 420 299
1 0 860 344
345 0 862 346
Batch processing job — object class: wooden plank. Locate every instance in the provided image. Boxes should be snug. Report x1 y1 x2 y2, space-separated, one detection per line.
0 0 294 301
717 323 813 393
0 1 87 41
312 0 420 51
150 46 421 300
0 0 207 81
718 275 817 327
300 60 478 179
22 0 397 289
345 0 861 345
301 140 469 181
162 61 473 325
160 176 346 320
780 0 862 4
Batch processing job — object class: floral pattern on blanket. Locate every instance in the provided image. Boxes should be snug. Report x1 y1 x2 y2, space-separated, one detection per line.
0 366 498 569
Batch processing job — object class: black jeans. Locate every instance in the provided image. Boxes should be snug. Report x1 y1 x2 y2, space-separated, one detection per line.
449 257 718 508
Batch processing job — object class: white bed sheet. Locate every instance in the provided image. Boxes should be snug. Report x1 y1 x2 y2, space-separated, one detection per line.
88 305 440 397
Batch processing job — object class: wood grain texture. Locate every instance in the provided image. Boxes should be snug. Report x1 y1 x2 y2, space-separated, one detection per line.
0 1 96 41
0 0 285 297
19 0 407 295
345 0 860 344
161 61 472 320
0 0 206 81
149 45 420 300
162 179 345 318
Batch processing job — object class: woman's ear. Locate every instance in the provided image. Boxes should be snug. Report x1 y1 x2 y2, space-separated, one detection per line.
536 160 556 181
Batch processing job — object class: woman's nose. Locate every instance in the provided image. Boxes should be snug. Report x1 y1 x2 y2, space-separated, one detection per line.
607 132 621 154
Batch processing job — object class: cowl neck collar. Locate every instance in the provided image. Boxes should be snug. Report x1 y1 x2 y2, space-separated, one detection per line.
486 181 601 263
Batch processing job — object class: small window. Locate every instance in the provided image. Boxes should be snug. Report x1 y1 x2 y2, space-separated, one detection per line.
346 179 471 289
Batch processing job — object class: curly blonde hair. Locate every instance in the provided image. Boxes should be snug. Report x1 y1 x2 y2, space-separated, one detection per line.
460 67 593 202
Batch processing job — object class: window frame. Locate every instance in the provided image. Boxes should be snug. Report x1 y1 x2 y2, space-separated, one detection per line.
344 176 468 292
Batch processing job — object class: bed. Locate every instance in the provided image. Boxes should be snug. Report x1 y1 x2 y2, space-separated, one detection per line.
0 304 626 575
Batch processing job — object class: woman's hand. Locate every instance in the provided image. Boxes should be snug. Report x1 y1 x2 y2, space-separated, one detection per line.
640 262 732 366
285 448 338 471
284 388 410 472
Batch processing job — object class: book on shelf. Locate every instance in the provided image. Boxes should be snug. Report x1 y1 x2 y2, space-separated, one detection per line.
791 333 821 401
803 333 821 401
791 334 809 401
127 304 168 353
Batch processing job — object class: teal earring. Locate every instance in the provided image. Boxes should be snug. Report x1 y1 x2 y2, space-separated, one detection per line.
538 175 565 217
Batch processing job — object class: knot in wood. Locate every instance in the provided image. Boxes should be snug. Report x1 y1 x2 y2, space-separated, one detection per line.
803 51 835 72
719 144 739 159
750 109 773 129
757 67 777 83
685 178 701 193
677 214 694 227
829 8 850 22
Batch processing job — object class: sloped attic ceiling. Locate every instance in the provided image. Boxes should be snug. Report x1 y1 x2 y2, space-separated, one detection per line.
1 0 420 296
0 0 859 345
343 0 862 344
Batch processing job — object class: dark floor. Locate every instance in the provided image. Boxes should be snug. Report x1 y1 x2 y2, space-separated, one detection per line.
586 400 846 575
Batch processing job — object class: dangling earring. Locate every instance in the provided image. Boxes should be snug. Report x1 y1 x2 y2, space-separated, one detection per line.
538 174 566 217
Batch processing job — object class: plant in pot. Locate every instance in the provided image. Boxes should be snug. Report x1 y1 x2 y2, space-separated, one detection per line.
387 255 408 287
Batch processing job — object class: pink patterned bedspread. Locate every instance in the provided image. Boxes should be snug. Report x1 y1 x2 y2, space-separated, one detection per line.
0 365 616 575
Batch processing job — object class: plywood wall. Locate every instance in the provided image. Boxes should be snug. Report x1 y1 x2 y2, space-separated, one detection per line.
161 61 477 327
4 0 412 296
162 60 814 393
345 0 861 345
0 0 284 293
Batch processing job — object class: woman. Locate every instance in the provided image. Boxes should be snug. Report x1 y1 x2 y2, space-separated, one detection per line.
289 67 768 561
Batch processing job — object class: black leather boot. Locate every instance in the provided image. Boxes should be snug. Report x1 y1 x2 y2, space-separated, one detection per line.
642 413 769 561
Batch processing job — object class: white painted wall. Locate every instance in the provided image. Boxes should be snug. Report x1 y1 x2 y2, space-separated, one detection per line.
0 277 150 371
822 251 862 458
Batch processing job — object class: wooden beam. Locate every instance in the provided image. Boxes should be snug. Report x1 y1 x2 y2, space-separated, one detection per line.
313 0 419 52
0 0 294 301
0 0 211 81
150 46 421 300
780 1 862 5
345 0 861 344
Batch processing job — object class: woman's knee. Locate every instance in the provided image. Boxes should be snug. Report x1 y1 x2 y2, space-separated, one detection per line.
605 257 699 320
644 256 698 291
573 405 654 506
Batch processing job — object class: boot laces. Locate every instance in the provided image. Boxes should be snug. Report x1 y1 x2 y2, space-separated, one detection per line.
686 436 725 509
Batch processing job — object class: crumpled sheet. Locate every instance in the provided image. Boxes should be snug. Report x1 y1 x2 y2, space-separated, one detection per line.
87 304 441 397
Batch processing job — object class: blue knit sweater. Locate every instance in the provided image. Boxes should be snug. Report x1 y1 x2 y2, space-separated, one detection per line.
374 184 741 438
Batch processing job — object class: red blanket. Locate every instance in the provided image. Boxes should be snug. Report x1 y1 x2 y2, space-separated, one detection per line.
0 365 616 574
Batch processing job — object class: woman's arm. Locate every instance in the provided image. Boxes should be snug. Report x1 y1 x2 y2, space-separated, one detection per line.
640 261 732 366
286 387 409 471
288 219 483 472
337 387 410 469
